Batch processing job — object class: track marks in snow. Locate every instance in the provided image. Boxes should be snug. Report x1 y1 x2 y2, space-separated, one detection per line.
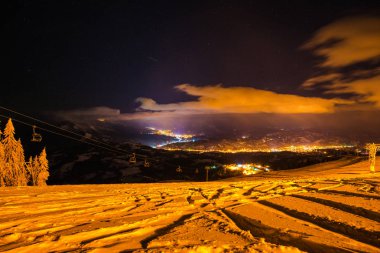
140 213 194 249
258 197 380 248
0 169 379 252
292 194 380 223
223 207 352 253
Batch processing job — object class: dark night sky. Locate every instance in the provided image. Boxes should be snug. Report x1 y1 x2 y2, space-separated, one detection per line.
2 0 380 138
2 0 378 110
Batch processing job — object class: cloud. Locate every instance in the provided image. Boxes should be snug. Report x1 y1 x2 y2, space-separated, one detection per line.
303 16 380 67
325 75 380 108
55 84 351 124
302 16 380 109
136 84 349 115
56 15 380 126
56 107 122 120
134 16 379 117
55 106 171 122
301 73 342 89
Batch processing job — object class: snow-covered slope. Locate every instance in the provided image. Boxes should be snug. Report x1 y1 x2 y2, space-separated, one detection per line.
0 158 379 252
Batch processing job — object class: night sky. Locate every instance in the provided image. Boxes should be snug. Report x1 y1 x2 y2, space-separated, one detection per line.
2 0 380 137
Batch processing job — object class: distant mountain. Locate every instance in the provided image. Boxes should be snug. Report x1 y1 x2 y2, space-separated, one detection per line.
159 130 358 152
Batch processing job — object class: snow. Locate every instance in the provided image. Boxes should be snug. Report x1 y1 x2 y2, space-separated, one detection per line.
0 158 379 252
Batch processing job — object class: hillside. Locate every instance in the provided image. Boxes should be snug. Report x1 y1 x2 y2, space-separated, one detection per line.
0 158 379 252
47 141 351 185
160 130 356 152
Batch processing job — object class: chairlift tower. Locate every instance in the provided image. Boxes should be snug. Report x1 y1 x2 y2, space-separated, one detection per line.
205 166 210 182
365 143 380 173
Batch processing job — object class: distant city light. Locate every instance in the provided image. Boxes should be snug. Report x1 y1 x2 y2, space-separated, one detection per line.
146 127 197 148
161 144 354 153
224 163 270 175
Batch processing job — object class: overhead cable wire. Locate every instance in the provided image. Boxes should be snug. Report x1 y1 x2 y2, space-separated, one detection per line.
0 113 127 155
0 106 134 153
0 106 154 160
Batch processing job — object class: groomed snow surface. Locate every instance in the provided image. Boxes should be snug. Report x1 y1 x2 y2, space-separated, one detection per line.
0 157 379 252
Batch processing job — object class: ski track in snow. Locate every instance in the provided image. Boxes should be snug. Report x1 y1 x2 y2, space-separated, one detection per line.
0 158 379 252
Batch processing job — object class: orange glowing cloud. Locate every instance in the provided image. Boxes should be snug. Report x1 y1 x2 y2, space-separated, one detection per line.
302 16 380 109
135 84 349 115
303 16 380 67
58 16 380 123
301 73 342 89
325 75 380 108
54 84 351 123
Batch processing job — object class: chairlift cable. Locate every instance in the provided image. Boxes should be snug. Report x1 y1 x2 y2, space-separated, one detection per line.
0 114 127 155
0 107 155 161
0 106 135 153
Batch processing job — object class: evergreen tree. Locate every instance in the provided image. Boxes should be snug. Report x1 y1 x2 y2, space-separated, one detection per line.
26 152 49 186
0 118 49 187
2 119 27 186
37 148 49 186
16 139 27 186
2 119 17 186
26 156 37 186
0 130 5 187
32 156 39 185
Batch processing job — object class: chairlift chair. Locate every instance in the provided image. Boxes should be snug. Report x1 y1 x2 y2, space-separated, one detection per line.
129 153 136 164
31 125 42 142
144 158 150 168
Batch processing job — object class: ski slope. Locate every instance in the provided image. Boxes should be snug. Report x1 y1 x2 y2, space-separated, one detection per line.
0 157 379 252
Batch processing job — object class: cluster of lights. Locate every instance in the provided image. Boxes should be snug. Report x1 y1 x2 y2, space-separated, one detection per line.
274 145 354 152
162 145 354 153
224 163 270 175
146 127 196 148
146 127 195 140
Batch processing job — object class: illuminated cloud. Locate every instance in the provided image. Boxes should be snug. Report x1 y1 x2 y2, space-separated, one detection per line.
303 66 380 88
302 16 380 109
136 84 349 115
301 73 342 89
55 84 350 123
303 16 380 67
135 17 379 117
325 75 380 108
58 16 380 124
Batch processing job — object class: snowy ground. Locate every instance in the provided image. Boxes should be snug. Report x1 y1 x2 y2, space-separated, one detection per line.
0 157 379 252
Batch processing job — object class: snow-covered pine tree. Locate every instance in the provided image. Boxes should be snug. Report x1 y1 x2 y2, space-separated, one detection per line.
16 139 27 186
2 119 27 186
26 155 42 186
2 119 17 186
26 156 36 186
0 129 5 187
37 148 49 186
